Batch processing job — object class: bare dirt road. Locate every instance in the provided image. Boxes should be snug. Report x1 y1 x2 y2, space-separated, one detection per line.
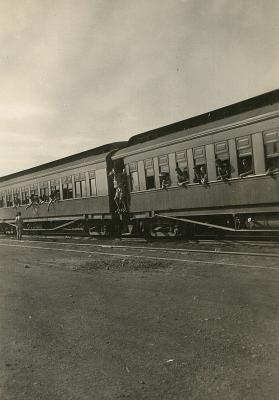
0 237 278 400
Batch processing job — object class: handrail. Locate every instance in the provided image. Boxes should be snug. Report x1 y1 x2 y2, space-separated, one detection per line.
155 214 279 232
4 218 82 231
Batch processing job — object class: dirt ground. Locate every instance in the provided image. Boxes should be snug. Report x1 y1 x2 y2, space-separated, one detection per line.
0 237 279 399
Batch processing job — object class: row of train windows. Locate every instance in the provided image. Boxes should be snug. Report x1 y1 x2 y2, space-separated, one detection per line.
129 130 279 191
0 171 98 208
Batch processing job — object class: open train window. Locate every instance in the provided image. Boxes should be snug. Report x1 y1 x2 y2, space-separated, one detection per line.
0 193 5 208
158 155 171 188
236 136 254 177
40 182 49 201
214 141 231 180
30 184 38 197
50 179 61 201
144 159 155 190
175 150 189 186
129 163 139 192
89 171 97 196
6 191 13 207
263 129 279 174
193 146 208 184
13 190 21 206
62 176 73 200
74 173 86 198
21 186 29 205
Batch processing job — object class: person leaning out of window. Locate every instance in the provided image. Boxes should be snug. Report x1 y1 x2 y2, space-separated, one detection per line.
175 165 189 187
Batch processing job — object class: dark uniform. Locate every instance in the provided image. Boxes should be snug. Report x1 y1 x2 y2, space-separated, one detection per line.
15 212 23 240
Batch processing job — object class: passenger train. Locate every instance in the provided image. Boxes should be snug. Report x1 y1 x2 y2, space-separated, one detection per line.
0 89 279 238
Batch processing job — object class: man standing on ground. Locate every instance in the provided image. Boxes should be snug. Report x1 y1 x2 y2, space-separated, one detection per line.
15 212 24 240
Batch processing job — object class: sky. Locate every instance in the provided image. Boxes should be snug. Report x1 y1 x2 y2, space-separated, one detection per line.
0 0 278 176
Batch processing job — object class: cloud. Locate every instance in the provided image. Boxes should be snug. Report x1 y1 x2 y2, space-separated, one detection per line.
0 103 50 120
0 0 278 176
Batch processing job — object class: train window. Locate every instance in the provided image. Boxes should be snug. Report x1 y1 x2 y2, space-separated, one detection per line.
215 141 231 180
6 191 13 207
40 182 49 201
236 136 254 177
74 173 86 198
176 151 187 169
193 146 208 184
13 190 21 207
0 193 5 208
89 171 97 196
158 155 171 188
30 184 38 197
144 159 155 190
50 179 61 201
175 151 189 186
129 163 139 192
62 176 73 200
263 129 279 174
21 187 29 205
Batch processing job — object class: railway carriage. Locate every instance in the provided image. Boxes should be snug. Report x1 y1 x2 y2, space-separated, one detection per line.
0 90 278 238
0 142 126 235
112 90 279 237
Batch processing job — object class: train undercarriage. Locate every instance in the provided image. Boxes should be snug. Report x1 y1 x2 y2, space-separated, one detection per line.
1 210 279 241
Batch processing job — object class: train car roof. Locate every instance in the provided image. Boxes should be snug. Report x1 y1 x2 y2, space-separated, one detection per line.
113 89 279 159
0 141 127 183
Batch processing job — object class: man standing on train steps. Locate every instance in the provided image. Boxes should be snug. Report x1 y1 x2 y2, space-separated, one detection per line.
15 212 24 240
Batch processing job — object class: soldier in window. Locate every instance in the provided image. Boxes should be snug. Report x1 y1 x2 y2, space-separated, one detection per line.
26 194 35 209
193 165 208 185
175 166 189 186
200 165 208 185
39 195 47 204
159 172 170 189
26 193 40 209
47 190 57 211
265 158 279 176
40 193 48 203
193 165 201 183
216 158 230 181
34 194 42 205
239 157 253 178
13 196 21 208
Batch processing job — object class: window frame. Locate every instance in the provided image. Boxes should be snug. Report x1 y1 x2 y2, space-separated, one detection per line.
0 193 5 208
193 146 207 167
214 140 231 180
13 190 21 206
74 173 87 198
62 176 73 200
39 182 49 201
21 186 29 205
129 163 140 192
50 179 61 201
144 159 156 190
6 191 13 207
89 170 97 197
236 135 254 176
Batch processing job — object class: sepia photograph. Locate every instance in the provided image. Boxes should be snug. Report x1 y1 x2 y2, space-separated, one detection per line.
0 1 278 399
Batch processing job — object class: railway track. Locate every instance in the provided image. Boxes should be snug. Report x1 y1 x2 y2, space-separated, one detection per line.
13 228 279 243
0 236 278 259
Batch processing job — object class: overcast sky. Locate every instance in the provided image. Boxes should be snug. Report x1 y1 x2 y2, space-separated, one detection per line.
0 0 278 176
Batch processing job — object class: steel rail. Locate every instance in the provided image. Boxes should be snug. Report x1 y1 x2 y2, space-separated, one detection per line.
1 238 278 258
0 241 278 271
